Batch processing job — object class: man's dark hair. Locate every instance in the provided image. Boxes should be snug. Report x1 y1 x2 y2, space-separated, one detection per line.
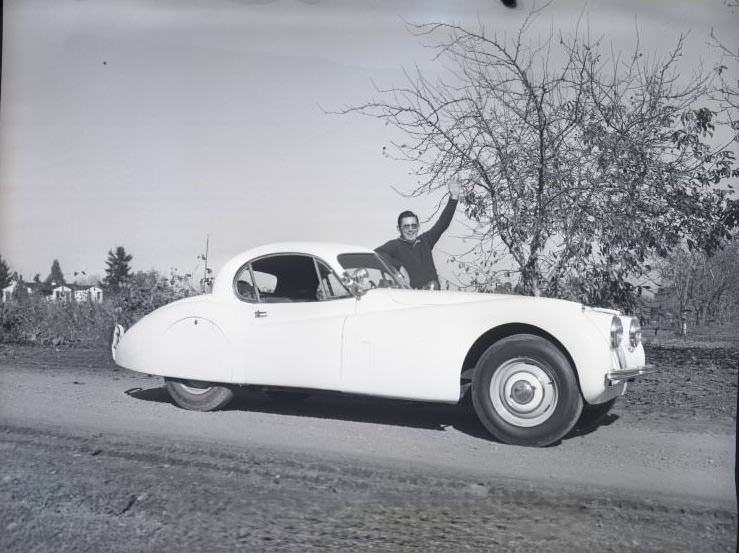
397 210 419 227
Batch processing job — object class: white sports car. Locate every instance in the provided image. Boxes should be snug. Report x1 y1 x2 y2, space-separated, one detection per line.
111 242 647 447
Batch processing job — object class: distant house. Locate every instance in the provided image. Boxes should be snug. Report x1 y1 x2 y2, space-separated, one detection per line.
73 285 103 303
52 285 73 302
1 281 33 302
1 280 104 303
52 283 104 303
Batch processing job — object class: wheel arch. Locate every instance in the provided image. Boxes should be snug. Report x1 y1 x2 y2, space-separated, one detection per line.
460 323 579 387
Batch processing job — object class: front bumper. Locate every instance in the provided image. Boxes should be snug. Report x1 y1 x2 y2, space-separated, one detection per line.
606 347 651 386
606 365 650 386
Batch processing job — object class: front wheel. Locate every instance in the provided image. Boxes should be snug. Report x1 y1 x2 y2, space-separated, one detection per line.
165 378 234 411
472 334 583 447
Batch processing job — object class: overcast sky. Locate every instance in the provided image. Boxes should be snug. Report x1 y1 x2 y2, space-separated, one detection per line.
1 0 737 285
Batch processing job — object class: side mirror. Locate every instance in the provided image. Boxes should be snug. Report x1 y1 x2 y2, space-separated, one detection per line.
341 268 369 297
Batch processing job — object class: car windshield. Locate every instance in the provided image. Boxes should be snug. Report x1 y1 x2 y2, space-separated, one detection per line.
337 253 409 291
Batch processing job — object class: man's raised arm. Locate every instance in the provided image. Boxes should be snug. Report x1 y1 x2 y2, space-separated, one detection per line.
421 179 461 247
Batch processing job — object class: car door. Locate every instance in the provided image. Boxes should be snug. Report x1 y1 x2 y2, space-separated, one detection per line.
341 289 464 403
234 254 356 390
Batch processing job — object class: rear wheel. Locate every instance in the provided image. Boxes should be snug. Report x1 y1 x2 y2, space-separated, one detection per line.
165 378 234 411
472 334 583 447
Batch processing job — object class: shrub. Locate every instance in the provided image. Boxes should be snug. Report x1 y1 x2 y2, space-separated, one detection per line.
0 296 114 346
108 269 195 328
0 269 196 347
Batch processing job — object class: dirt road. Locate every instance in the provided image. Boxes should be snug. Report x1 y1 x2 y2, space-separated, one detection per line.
1 346 736 552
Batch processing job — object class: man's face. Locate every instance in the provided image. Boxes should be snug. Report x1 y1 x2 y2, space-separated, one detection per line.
398 216 419 242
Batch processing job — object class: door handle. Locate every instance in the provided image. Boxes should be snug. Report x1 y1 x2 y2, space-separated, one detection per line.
254 310 268 318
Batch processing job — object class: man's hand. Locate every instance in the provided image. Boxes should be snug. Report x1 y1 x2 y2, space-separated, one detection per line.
448 178 462 200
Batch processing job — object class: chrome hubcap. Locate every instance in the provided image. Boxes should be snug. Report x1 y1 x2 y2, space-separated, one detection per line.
511 380 535 404
489 358 558 427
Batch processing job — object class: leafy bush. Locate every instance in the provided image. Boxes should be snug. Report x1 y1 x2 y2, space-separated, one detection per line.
109 269 195 328
0 269 196 347
0 296 114 346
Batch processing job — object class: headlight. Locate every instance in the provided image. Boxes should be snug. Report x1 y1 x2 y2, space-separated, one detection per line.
628 317 642 348
610 316 623 348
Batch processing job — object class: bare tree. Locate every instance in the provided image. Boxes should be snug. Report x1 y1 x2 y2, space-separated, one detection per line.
342 9 737 308
655 239 739 333
711 2 739 102
710 1 739 155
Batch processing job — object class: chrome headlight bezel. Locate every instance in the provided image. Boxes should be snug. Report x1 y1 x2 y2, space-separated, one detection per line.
610 316 623 349
628 316 642 348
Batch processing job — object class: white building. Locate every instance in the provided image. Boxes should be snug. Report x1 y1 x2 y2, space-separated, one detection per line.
52 285 73 302
1 281 104 303
73 285 103 303
1 281 33 302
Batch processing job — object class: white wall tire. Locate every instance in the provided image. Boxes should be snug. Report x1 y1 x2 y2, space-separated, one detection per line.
472 334 583 447
165 378 234 411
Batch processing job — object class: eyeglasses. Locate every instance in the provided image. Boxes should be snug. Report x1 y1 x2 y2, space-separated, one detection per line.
400 223 419 230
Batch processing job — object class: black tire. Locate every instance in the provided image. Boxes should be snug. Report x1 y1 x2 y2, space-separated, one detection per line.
265 390 311 402
471 334 583 447
165 378 234 411
577 398 617 431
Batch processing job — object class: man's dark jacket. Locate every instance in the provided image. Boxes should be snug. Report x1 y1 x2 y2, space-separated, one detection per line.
375 197 458 289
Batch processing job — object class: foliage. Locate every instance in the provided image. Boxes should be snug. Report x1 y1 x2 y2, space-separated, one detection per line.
108 269 196 328
710 1 739 128
0 255 11 289
103 246 133 293
652 239 739 328
0 295 114 346
343 9 738 309
11 276 30 302
44 259 65 286
0 268 196 347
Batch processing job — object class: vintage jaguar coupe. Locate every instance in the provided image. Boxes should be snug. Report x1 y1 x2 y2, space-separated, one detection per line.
111 242 647 447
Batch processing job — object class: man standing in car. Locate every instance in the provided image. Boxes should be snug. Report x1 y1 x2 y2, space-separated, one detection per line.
375 179 461 290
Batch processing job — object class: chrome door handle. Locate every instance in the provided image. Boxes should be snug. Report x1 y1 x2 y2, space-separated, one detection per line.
254 310 268 318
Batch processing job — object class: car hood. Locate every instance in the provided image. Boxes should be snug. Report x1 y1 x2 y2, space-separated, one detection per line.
385 288 585 311
386 289 507 306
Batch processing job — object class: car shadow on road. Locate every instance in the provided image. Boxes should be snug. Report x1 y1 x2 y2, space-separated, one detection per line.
125 385 493 440
568 413 620 438
124 386 620 444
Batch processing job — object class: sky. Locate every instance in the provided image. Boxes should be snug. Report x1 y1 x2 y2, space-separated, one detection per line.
1 0 737 286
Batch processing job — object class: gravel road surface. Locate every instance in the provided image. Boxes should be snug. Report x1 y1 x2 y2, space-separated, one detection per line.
0 345 736 552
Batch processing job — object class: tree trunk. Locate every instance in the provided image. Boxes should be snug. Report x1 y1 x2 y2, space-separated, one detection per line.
520 257 541 297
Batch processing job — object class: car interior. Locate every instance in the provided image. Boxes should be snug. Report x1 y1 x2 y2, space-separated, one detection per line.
235 254 352 303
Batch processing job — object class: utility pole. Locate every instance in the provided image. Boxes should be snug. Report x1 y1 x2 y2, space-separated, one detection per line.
200 235 213 293
203 234 209 282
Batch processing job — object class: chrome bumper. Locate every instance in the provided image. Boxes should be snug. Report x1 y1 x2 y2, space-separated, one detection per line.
606 365 651 386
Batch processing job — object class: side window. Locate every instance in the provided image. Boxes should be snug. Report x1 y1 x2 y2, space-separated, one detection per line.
234 264 258 301
251 254 320 303
252 270 277 296
316 260 352 300
234 264 278 302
